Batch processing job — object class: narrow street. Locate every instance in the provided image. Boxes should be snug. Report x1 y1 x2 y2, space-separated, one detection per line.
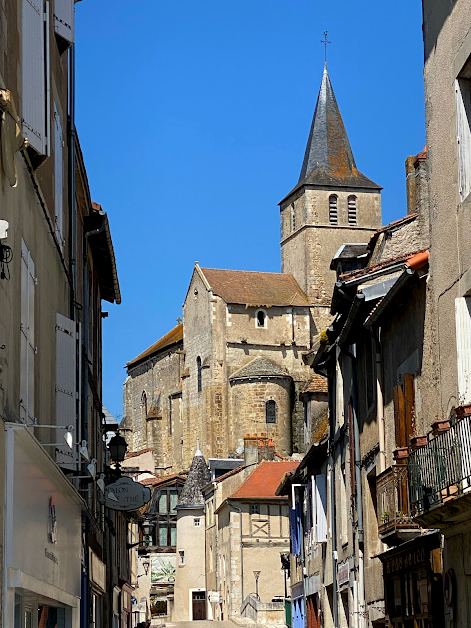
166 622 236 628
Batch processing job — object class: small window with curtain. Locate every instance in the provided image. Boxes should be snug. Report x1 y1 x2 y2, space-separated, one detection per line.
348 195 357 225
266 400 277 423
197 356 202 392
329 195 338 224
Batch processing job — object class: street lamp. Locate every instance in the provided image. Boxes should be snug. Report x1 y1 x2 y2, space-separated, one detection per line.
141 518 155 546
108 433 128 463
142 558 150 575
253 570 261 600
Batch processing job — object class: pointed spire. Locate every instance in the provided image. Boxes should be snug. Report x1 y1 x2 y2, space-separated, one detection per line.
297 68 380 190
177 446 211 508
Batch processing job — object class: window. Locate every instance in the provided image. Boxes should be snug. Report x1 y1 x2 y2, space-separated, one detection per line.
256 309 267 328
348 195 357 225
179 550 185 566
194 518 200 527
456 297 471 403
329 195 338 224
141 391 147 418
20 241 35 423
197 356 202 392
152 487 180 548
250 505 260 515
291 204 296 232
456 75 471 201
393 373 415 448
266 400 277 423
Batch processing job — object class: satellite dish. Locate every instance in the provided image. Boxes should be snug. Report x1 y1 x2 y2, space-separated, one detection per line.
87 458 97 480
64 431 73 450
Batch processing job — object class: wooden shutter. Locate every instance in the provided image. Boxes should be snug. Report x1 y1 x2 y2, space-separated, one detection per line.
456 297 471 404
22 0 46 154
456 79 471 201
54 105 64 248
403 373 415 441
53 0 74 43
393 384 406 447
20 241 35 422
315 473 327 542
55 313 77 465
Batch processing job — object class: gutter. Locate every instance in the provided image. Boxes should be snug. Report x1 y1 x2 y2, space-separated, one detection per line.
365 268 416 329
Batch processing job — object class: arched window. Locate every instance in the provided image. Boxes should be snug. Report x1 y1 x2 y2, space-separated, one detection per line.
197 356 202 392
329 195 338 225
348 195 357 225
141 391 148 418
266 400 277 423
256 310 267 328
291 204 296 232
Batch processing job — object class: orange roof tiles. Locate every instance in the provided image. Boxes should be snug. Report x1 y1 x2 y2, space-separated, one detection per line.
124 447 154 459
303 374 328 394
230 461 299 500
200 268 311 307
128 324 183 367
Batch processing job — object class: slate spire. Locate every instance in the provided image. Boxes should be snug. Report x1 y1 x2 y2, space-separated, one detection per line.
177 444 211 508
298 67 380 189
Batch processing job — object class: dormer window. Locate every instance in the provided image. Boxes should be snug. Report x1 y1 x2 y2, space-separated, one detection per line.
348 195 357 225
256 310 267 328
329 195 338 224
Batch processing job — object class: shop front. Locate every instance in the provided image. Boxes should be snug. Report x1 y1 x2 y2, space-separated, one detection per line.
379 531 444 628
4 423 84 628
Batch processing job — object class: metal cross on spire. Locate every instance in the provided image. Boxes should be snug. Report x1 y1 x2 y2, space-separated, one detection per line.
321 30 331 66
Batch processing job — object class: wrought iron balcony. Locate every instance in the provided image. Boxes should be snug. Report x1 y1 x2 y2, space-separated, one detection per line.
377 465 420 543
408 415 471 525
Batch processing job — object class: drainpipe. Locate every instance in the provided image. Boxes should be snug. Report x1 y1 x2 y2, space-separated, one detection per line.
82 216 106 444
343 345 366 628
230 503 244 609
327 366 339 628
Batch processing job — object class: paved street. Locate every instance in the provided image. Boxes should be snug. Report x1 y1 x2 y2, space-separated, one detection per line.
166 623 236 628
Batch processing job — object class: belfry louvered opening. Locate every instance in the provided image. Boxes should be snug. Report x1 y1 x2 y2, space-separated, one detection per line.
348 195 357 225
329 195 338 225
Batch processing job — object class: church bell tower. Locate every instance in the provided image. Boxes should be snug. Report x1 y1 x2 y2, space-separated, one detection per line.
280 65 382 332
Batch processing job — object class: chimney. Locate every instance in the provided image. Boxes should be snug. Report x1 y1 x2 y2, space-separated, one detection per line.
405 155 417 215
244 434 259 467
405 146 428 215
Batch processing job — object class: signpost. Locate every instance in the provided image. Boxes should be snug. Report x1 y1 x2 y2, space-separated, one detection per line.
98 476 151 511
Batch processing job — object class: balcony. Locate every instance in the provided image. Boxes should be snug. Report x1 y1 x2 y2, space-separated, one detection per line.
377 465 420 544
408 414 471 528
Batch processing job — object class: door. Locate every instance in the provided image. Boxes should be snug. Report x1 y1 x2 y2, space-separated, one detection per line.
192 591 206 620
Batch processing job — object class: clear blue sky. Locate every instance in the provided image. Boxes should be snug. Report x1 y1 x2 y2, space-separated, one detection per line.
75 1 425 421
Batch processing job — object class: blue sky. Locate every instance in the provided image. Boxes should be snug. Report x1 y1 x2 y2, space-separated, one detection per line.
75 1 425 421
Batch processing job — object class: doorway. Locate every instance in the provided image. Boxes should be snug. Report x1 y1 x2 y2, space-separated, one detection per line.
192 591 206 620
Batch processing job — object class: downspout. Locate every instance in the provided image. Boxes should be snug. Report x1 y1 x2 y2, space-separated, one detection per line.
327 365 339 628
343 346 366 628
230 503 244 610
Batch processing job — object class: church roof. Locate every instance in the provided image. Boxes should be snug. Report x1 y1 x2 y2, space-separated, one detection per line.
229 356 291 381
200 268 311 307
177 449 211 508
281 66 380 203
127 323 183 368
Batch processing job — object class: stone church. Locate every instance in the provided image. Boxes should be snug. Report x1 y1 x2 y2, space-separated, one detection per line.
121 66 382 473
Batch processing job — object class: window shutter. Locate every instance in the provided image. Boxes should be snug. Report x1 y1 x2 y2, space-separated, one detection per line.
456 297 471 404
22 0 46 154
55 313 77 465
456 79 471 201
393 384 406 447
403 373 415 441
54 106 64 248
20 241 35 423
53 0 74 43
315 473 327 542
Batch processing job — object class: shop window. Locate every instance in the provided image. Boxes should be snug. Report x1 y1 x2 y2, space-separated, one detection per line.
266 400 277 423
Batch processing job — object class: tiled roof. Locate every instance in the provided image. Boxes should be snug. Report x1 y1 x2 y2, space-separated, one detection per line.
127 324 183 368
141 473 186 487
229 357 291 380
124 447 154 460
229 461 299 500
200 268 310 307
303 374 328 393
339 248 428 282
214 465 246 484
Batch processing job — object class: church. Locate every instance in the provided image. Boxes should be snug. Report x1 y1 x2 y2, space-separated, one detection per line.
121 65 382 473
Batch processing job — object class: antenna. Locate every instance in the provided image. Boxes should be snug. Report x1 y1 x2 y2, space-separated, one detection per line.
321 30 331 66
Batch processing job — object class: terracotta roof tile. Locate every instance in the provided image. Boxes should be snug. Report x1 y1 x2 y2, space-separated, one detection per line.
200 268 310 307
303 374 328 393
230 461 299 500
214 465 245 483
340 248 428 281
124 447 154 459
141 473 186 487
127 324 183 368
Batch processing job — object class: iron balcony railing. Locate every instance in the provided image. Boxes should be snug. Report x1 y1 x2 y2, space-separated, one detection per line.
377 465 419 536
408 414 471 516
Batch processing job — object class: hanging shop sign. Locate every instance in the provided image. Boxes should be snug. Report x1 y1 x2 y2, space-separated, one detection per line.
337 560 350 587
98 476 151 511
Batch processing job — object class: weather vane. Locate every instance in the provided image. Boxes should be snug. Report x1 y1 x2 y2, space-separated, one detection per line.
321 30 331 65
